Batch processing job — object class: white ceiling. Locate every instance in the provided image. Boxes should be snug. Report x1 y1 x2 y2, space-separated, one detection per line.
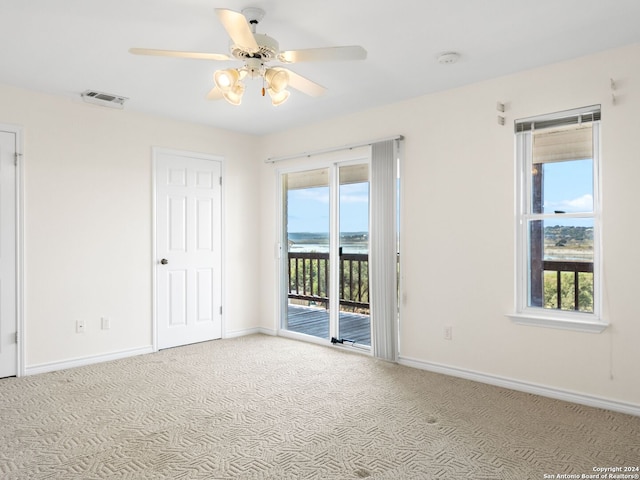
1 0 639 136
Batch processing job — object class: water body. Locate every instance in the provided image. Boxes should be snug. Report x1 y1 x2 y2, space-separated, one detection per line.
288 232 369 254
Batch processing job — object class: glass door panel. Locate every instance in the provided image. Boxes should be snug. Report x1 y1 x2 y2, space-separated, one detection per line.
284 168 330 340
338 164 371 346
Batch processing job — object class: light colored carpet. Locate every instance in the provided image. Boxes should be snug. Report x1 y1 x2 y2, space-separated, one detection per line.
0 334 638 479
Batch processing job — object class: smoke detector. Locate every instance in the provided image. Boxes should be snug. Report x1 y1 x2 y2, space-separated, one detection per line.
437 52 460 65
81 90 128 109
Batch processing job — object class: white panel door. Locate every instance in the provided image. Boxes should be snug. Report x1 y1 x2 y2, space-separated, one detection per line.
0 130 17 377
155 151 222 349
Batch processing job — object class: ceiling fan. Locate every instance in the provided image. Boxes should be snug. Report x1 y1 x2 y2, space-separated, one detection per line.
130 7 367 106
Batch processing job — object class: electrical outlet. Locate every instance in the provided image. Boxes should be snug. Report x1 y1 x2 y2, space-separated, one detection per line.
444 326 452 341
76 320 86 334
101 317 110 330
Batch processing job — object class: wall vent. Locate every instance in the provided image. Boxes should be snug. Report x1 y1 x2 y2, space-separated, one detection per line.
81 90 128 109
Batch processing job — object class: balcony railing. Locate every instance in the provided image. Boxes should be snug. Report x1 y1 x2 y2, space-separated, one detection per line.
288 252 369 311
288 254 592 313
543 260 594 312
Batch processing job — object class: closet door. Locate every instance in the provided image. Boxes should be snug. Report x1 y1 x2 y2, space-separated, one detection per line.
155 149 222 349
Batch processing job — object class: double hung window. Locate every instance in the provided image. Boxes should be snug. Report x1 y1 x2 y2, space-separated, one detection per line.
513 105 605 332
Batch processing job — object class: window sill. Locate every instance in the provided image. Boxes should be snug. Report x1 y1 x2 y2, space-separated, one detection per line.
506 312 608 333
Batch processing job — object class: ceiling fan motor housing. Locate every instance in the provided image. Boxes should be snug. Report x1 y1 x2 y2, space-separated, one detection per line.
230 33 279 62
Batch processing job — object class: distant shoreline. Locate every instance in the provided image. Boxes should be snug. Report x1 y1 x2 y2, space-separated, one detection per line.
288 232 369 254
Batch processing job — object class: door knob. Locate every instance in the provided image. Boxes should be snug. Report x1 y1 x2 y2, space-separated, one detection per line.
160 258 168 265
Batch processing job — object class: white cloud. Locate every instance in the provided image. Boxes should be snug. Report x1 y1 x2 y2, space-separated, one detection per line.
340 194 369 204
546 194 593 212
294 188 329 204
566 194 593 210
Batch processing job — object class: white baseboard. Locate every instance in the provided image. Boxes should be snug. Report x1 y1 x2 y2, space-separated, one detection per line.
398 355 640 417
24 329 280 375
224 327 277 339
25 346 154 376
257 327 277 336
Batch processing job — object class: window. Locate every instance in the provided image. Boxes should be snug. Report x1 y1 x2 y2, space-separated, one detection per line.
511 105 605 332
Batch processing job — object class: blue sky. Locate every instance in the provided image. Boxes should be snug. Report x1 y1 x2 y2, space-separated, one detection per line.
287 183 369 233
286 159 593 233
542 159 593 214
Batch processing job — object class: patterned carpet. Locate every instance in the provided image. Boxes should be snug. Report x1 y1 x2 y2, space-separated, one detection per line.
0 334 638 479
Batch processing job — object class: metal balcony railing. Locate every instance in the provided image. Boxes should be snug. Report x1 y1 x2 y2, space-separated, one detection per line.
543 260 594 311
288 251 369 311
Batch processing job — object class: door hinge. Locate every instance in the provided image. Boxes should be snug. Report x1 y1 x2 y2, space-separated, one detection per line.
14 152 20 166
219 306 223 315
219 176 222 186
14 332 18 344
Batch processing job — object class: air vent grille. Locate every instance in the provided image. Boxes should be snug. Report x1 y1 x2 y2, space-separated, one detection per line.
81 90 128 109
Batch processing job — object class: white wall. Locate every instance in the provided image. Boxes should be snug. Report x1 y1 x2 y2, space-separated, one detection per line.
3 43 638 409
258 44 640 407
0 84 260 368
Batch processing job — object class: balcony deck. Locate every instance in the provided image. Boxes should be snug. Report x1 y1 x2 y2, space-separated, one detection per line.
286 304 371 347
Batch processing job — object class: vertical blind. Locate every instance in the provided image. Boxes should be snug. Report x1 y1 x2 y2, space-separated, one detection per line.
369 139 400 361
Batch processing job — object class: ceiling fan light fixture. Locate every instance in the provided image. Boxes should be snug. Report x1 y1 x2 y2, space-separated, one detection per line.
223 82 245 106
265 68 289 93
267 88 290 106
214 68 240 92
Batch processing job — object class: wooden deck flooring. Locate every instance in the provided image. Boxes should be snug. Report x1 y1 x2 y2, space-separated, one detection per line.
286 304 371 346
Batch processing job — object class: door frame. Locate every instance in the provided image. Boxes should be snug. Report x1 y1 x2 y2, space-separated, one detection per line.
151 147 225 352
0 123 24 376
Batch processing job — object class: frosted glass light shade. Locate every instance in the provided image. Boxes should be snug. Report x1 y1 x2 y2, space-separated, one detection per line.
214 69 240 92
223 82 245 106
265 68 289 93
267 88 290 106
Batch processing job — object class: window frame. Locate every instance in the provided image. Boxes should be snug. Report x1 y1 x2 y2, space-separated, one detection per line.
509 105 606 333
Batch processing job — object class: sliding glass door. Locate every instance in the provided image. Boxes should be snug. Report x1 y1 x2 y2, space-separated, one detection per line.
282 162 371 348
284 167 331 340
337 165 370 345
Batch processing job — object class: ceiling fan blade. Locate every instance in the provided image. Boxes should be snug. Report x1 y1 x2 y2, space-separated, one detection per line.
215 8 259 54
206 86 223 100
281 68 326 97
278 46 367 64
129 48 231 61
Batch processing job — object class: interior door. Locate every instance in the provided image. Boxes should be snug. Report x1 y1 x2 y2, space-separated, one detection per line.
0 130 17 377
155 150 222 349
